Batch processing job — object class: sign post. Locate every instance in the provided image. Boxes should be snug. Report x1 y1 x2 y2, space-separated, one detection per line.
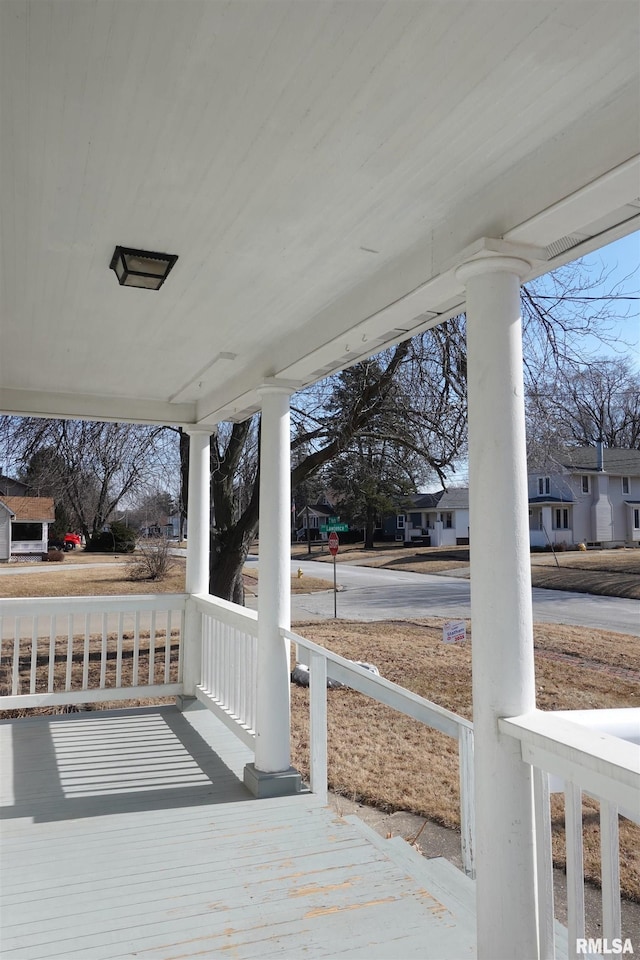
328 532 339 617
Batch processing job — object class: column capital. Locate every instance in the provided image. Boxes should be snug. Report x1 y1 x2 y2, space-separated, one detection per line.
455 254 531 285
182 424 216 437
257 378 299 399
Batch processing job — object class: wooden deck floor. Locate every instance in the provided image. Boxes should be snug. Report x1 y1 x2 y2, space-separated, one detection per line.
0 704 477 959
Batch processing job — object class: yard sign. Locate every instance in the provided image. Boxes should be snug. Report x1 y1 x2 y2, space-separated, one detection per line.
443 620 466 644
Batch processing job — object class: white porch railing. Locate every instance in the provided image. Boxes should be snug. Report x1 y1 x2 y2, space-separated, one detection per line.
0 594 186 708
500 710 640 960
193 593 258 748
284 626 476 878
190 597 476 876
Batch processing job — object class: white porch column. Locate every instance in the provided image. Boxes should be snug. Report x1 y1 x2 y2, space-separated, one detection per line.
456 255 539 960
180 427 212 702
243 383 301 798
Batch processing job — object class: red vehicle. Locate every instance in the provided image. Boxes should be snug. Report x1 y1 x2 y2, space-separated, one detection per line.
63 533 82 551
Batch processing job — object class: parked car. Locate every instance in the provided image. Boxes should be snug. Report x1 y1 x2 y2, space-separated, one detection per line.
50 532 82 552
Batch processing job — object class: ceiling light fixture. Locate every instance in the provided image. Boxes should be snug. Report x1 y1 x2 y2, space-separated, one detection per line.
110 246 178 290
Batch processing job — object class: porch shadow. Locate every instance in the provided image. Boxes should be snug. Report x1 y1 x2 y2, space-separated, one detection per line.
0 704 253 824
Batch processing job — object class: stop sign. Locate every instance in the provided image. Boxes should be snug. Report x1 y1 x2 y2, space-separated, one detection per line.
328 532 339 556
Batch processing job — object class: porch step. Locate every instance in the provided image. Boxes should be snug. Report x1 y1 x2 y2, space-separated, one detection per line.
345 814 570 960
344 816 474 919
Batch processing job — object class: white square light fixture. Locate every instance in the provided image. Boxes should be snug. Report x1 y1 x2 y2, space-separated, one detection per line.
110 246 178 290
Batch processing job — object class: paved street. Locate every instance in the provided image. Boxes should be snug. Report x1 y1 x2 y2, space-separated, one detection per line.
1 555 637 636
247 557 640 636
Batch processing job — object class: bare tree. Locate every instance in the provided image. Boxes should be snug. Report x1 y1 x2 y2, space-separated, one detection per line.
2 418 169 542
527 357 640 461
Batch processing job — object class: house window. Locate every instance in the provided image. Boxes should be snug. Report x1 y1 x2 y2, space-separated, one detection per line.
554 508 569 530
12 522 42 541
634 509 640 530
581 475 590 494
622 477 630 495
396 514 405 529
445 512 453 529
538 477 550 496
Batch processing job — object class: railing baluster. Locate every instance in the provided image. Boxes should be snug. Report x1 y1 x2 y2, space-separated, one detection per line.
214 620 222 697
29 618 38 694
177 604 185 683
48 616 56 692
250 634 257 731
599 797 621 943
83 613 90 689
116 612 124 688
148 610 156 685
234 634 241 718
533 767 555 960
12 618 20 695
100 612 108 688
565 782 586 959
164 610 172 683
65 615 73 691
239 632 247 725
246 633 254 731
204 617 210 693
309 651 328 803
224 624 231 706
458 725 476 879
132 611 140 686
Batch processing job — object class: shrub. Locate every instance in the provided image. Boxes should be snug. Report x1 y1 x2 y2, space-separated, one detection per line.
43 550 64 562
86 521 136 553
127 538 175 581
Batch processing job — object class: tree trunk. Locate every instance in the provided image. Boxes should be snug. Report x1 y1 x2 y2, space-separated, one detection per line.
179 428 189 542
210 433 260 603
210 521 257 604
364 505 376 549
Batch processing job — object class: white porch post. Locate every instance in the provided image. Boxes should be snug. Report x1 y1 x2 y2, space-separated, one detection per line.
180 427 211 703
456 255 539 960
243 383 301 798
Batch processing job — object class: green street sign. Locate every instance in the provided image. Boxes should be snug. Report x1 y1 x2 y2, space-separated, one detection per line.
326 523 348 532
328 516 340 522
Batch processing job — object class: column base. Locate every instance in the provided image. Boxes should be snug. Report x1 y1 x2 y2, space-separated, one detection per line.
175 694 197 712
243 763 302 798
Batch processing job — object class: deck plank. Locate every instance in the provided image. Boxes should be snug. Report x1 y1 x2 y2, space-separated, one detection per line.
0 705 476 959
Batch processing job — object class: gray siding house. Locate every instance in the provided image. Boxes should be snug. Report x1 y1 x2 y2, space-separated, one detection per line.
528 446 640 548
395 488 470 547
0 496 56 560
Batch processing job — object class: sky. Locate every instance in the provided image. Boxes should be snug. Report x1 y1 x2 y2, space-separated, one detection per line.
573 231 640 368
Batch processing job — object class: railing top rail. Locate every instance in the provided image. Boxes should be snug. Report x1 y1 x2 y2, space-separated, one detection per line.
192 593 259 635
0 594 188 617
284 626 472 739
500 710 640 816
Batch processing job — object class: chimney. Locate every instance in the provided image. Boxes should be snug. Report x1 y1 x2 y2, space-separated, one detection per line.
596 440 605 472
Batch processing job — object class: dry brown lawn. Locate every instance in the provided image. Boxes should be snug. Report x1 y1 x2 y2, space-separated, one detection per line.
289 618 640 901
0 558 334 599
530 548 640 599
243 567 334 597
0 562 187 598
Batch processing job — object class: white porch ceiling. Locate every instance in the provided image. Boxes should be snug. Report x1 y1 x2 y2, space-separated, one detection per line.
1 1 638 426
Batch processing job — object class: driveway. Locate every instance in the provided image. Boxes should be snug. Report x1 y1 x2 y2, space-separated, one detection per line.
247 557 640 636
